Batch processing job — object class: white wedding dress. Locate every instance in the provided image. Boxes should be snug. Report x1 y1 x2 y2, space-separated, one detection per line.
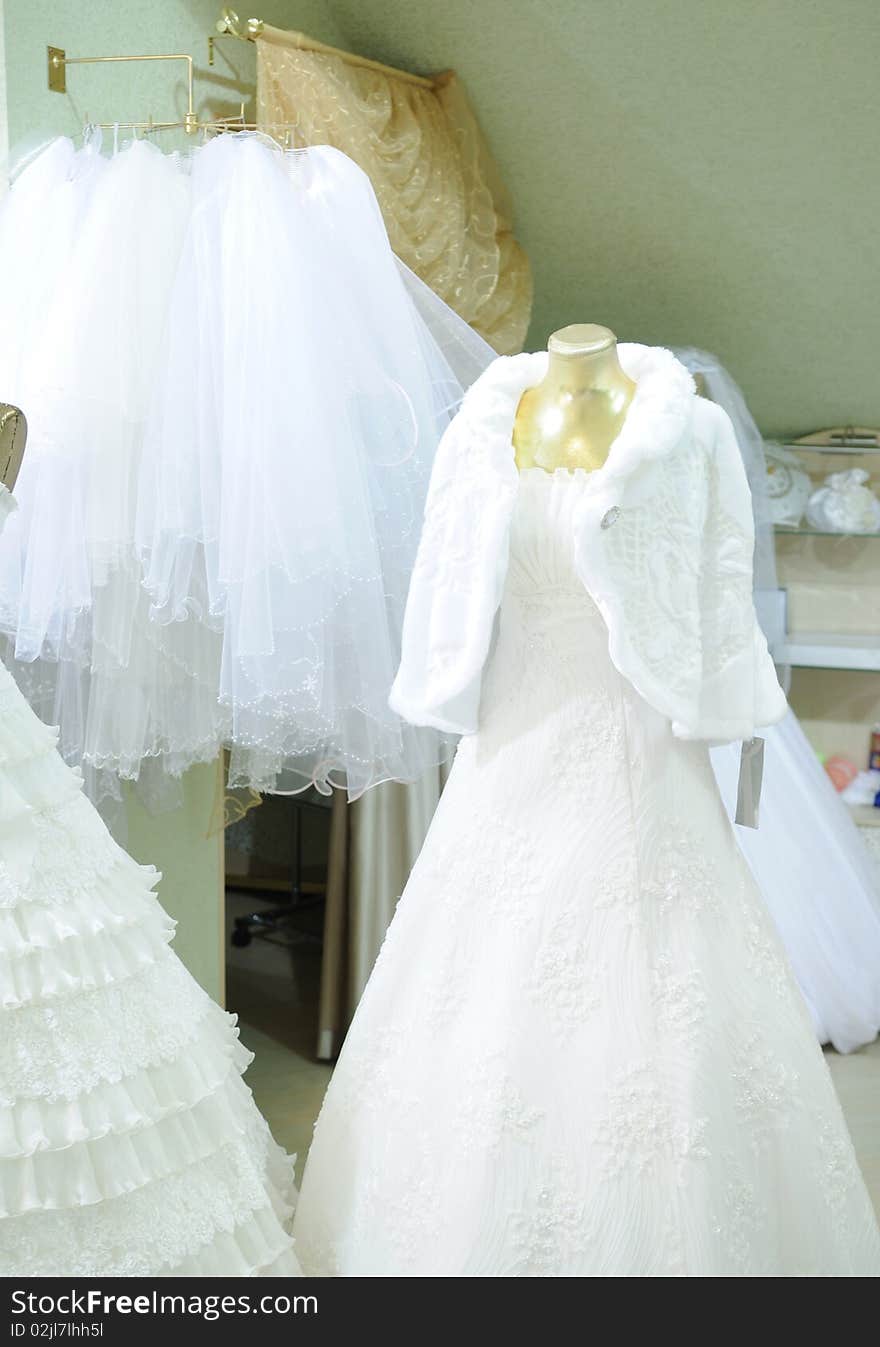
0 486 301 1277
294 470 880 1276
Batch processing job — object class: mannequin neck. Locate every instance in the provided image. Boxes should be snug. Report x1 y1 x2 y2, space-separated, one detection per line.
513 325 636 473
543 342 632 400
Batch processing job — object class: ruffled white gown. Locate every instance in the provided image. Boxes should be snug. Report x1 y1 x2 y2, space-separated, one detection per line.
0 488 301 1276
294 472 880 1277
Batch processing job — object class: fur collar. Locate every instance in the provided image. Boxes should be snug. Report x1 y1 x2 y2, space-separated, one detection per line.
457 344 696 489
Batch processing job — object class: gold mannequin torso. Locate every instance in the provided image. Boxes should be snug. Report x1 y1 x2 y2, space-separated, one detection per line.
513 324 636 473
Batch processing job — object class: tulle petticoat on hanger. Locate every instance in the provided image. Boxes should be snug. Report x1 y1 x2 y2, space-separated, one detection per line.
0 133 494 805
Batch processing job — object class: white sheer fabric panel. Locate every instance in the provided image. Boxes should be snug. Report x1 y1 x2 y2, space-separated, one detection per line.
0 134 494 808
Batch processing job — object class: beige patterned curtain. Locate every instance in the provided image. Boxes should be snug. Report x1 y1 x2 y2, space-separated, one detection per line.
256 37 532 355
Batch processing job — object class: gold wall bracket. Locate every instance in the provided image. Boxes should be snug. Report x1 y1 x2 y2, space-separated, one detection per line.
46 45 197 133
47 46 66 93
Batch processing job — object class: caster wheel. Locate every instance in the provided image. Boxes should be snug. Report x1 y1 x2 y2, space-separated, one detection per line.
231 927 252 948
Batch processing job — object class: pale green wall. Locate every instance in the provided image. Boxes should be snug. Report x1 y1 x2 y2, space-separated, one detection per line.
124 762 225 1000
0 3 7 170
330 0 880 438
0 0 345 1001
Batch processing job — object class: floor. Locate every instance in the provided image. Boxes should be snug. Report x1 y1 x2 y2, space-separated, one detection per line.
827 1041 880 1216
226 891 880 1217
227 892 331 1186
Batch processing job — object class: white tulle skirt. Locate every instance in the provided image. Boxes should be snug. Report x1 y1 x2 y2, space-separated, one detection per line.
711 711 880 1054
0 134 493 805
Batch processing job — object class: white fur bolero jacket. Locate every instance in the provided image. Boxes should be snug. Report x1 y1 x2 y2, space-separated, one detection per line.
390 344 786 745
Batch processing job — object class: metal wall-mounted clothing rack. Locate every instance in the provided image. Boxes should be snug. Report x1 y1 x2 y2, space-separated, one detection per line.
46 42 294 140
47 47 200 133
46 9 433 138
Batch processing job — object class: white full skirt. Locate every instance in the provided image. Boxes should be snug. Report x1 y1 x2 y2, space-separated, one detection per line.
0 657 301 1276
295 473 880 1276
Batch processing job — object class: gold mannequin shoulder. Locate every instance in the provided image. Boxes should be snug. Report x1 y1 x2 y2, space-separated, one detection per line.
513 324 636 473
